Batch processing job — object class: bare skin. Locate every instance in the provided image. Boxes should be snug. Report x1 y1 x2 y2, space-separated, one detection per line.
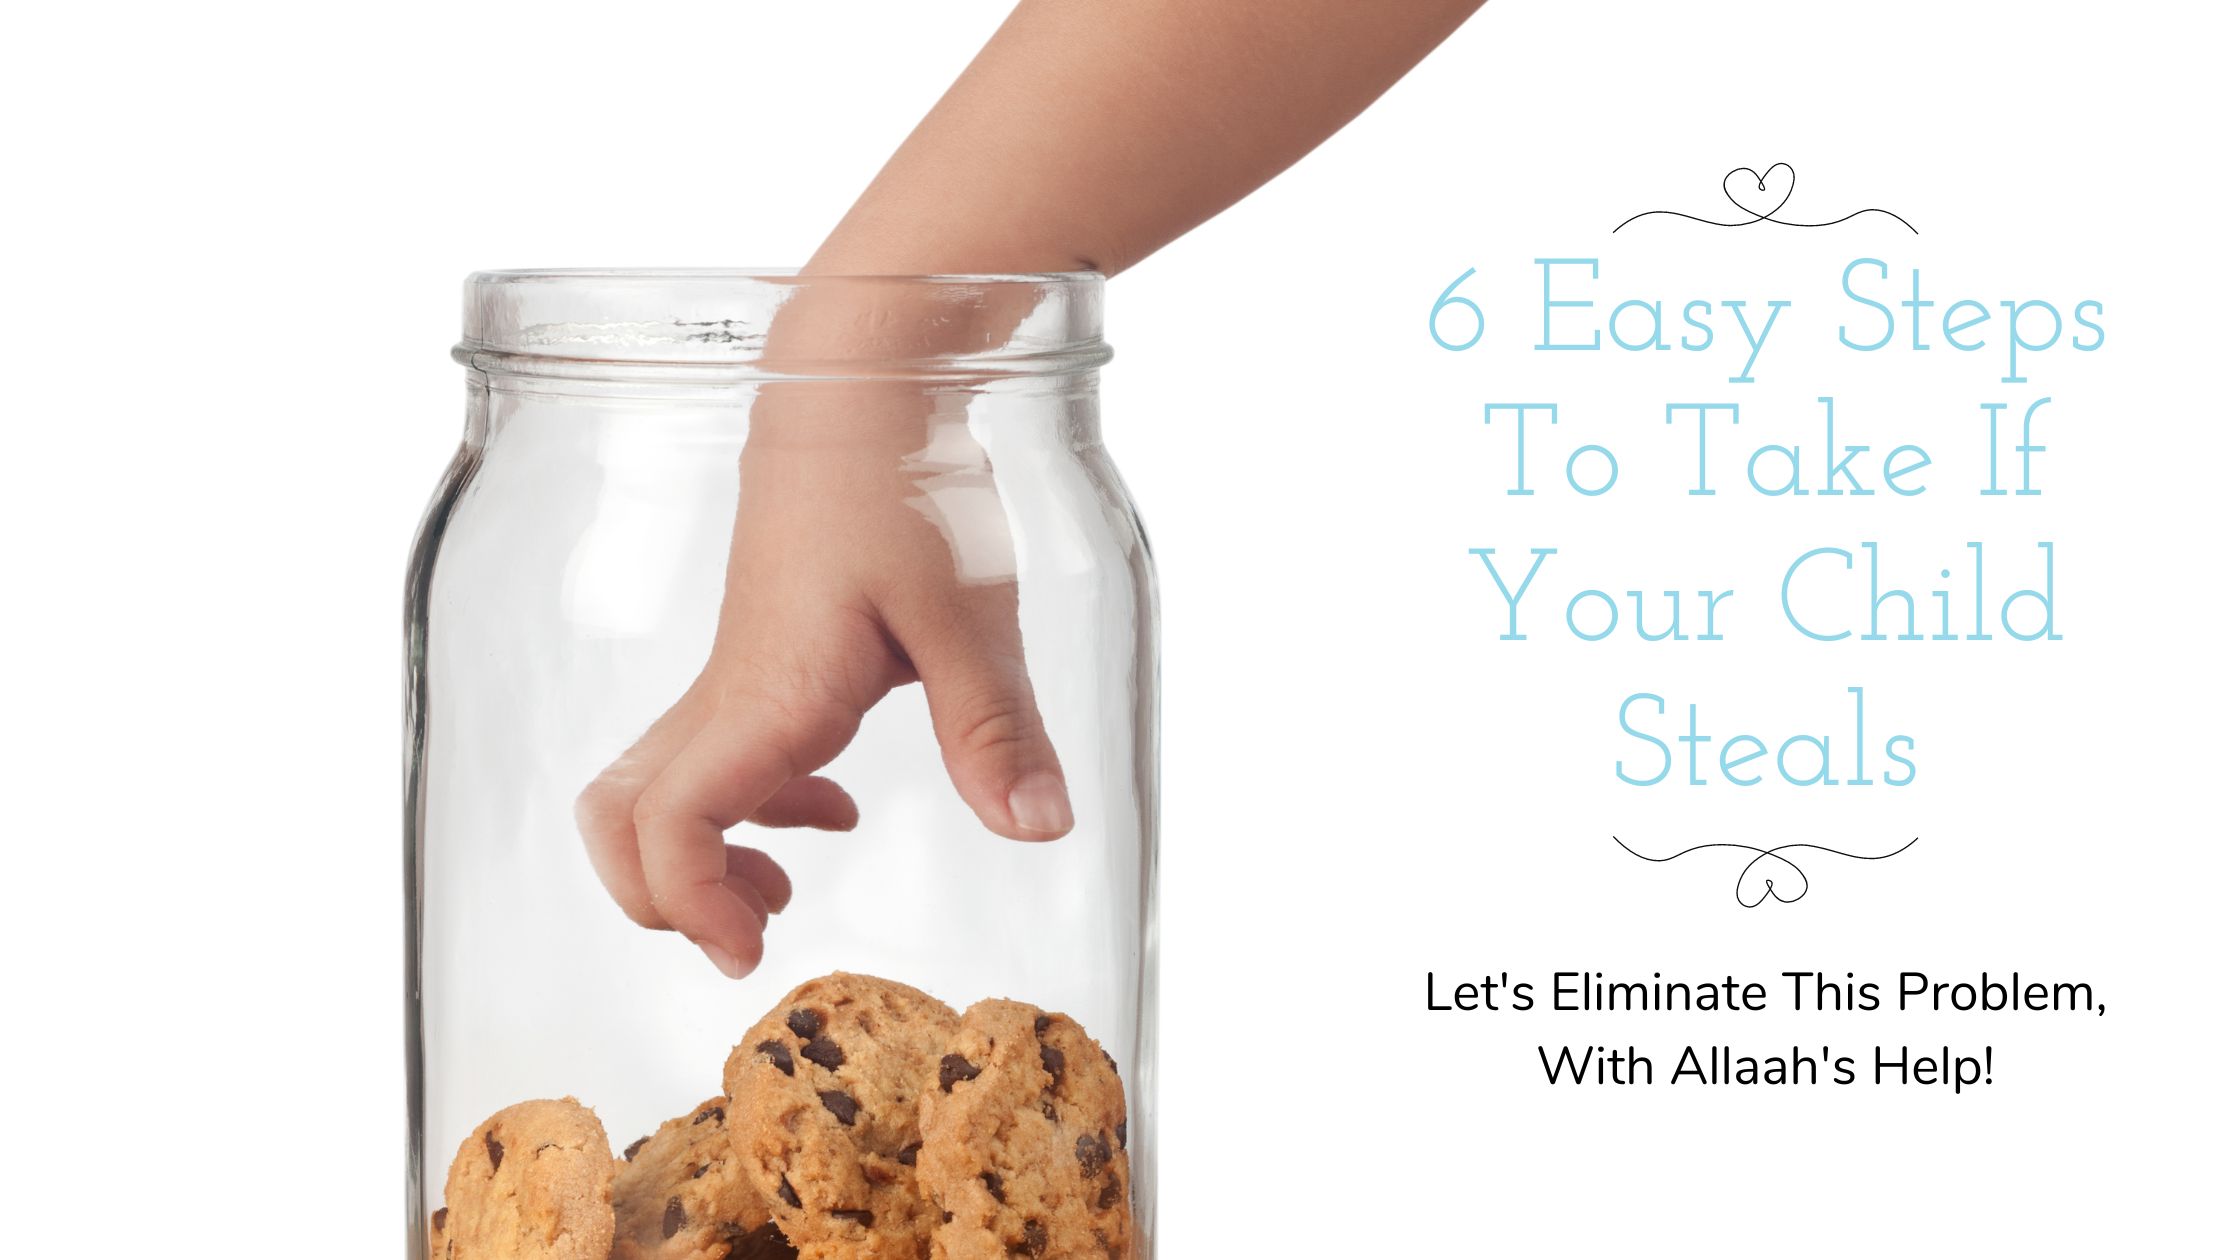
577 0 1487 977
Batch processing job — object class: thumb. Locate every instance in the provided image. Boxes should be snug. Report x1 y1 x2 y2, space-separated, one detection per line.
897 590 1073 841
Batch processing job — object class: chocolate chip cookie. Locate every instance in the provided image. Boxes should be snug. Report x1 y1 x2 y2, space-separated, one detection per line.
724 973 959 1259
915 1001 1133 1260
613 1097 797 1260
432 1097 616 1260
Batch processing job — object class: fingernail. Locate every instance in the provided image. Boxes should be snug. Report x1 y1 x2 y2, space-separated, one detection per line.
698 941 747 979
1006 771 1074 838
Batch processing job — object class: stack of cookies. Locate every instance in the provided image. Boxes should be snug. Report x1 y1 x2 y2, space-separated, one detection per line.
427 973 1137 1260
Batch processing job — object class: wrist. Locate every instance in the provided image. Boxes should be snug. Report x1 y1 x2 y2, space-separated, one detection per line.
759 272 1095 372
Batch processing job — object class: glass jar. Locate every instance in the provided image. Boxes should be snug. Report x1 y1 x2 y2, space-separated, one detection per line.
406 271 1157 1259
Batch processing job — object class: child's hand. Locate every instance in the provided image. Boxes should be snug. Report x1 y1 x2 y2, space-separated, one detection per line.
575 0 1482 976
575 380 1072 979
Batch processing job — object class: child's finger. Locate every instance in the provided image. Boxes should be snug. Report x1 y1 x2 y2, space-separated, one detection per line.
892 585 1072 842
577 706 701 931
581 719 849 934
720 870 772 930
724 843 794 915
632 698 867 978
630 726 793 977
748 775 860 833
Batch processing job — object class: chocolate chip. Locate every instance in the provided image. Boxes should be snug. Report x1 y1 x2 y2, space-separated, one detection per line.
1034 1014 1053 1035
1101 1048 1117 1072
431 1208 447 1232
663 1197 686 1238
694 1104 725 1126
786 1009 823 1039
777 1175 801 1208
623 1136 650 1162
942 1211 954 1224
724 1221 796 1260
1009 1219 1048 1256
1076 1132 1111 1178
690 1163 710 1179
1115 1119 1127 1150
830 1209 875 1227
484 1130 504 1172
758 1039 795 1077
981 1171 1006 1203
1041 1099 1058 1122
819 1090 859 1126
1097 1176 1121 1210
896 1142 920 1167
939 1054 981 1092
1040 1045 1066 1085
800 1036 845 1071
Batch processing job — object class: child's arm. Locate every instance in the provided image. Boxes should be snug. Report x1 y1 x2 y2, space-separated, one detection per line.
578 0 1485 977
806 0 1486 277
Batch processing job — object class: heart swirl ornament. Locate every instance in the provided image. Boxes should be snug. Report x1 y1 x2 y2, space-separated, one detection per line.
1612 162 1916 233
1610 835 1920 908
1721 163 1796 223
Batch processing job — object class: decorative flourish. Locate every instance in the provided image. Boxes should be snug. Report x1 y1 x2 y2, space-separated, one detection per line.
1610 834 1919 907
1613 163 1917 234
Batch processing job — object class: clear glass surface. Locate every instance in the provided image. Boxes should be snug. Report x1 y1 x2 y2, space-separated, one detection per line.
406 271 1156 1258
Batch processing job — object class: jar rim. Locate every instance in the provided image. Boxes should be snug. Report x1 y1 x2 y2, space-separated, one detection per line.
460 269 1109 379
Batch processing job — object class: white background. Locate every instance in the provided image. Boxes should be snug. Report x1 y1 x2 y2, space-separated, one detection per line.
6 1 2234 1255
